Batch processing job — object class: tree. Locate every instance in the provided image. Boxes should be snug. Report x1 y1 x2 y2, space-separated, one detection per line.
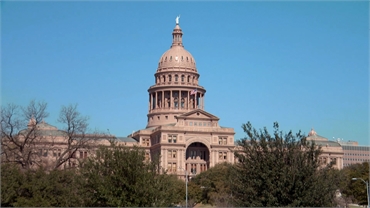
1 101 105 171
189 162 233 207
52 104 96 170
231 121 340 207
1 163 83 207
339 162 370 205
1 100 49 169
78 143 185 207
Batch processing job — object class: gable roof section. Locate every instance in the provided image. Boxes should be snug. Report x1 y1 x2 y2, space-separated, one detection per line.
176 109 219 121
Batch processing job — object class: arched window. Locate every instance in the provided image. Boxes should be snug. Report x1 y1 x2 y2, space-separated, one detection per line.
187 75 190 83
181 75 185 82
169 75 172 82
165 57 167 61
163 75 166 82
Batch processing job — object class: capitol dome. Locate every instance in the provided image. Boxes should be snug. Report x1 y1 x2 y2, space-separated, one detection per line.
157 22 197 72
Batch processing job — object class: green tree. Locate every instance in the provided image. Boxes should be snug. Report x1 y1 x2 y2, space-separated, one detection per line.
79 144 185 207
339 162 369 205
189 162 233 207
1 164 25 207
1 163 83 207
231 122 340 207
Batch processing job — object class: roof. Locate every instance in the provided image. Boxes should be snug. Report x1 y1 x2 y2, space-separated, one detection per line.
157 22 197 72
176 109 219 120
308 140 342 147
116 137 138 143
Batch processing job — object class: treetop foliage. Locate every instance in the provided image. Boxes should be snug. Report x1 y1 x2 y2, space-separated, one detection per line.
232 121 339 207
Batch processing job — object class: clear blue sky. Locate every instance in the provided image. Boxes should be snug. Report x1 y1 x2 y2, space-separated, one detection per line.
2 1 369 145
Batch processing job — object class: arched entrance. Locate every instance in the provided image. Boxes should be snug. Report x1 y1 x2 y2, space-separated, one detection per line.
185 142 210 175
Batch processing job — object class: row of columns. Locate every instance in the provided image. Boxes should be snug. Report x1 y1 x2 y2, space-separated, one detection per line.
149 90 204 111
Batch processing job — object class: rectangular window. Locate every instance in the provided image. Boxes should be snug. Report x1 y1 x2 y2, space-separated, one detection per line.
168 135 177 143
172 163 177 172
219 152 227 160
43 149 48 157
84 151 88 158
218 137 227 145
168 163 172 172
189 122 193 126
80 151 83 158
168 135 172 143
142 138 150 146
168 150 177 159
167 162 177 172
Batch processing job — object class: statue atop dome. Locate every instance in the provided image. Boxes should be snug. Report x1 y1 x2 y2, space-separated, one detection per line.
176 15 180 25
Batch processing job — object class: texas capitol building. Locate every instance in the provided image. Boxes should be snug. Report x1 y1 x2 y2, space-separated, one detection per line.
129 18 236 177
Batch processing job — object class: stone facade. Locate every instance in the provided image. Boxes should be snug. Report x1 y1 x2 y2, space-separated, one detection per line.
306 129 344 169
130 19 235 178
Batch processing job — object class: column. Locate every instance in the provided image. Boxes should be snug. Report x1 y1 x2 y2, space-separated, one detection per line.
187 90 190 110
209 150 215 167
150 93 153 111
155 91 158 109
164 148 167 169
177 149 180 168
170 90 172 109
216 151 219 164
161 149 164 171
148 94 151 111
162 90 164 109
179 90 182 109
182 149 185 169
201 93 204 109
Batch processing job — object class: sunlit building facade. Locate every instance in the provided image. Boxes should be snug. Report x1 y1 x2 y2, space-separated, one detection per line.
129 19 235 178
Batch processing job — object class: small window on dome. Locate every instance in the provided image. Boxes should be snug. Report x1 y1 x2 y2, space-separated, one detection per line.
170 56 172 61
165 57 167 62
181 56 183 61
186 57 189 61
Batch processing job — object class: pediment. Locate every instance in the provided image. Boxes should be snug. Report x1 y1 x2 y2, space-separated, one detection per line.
176 109 219 121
